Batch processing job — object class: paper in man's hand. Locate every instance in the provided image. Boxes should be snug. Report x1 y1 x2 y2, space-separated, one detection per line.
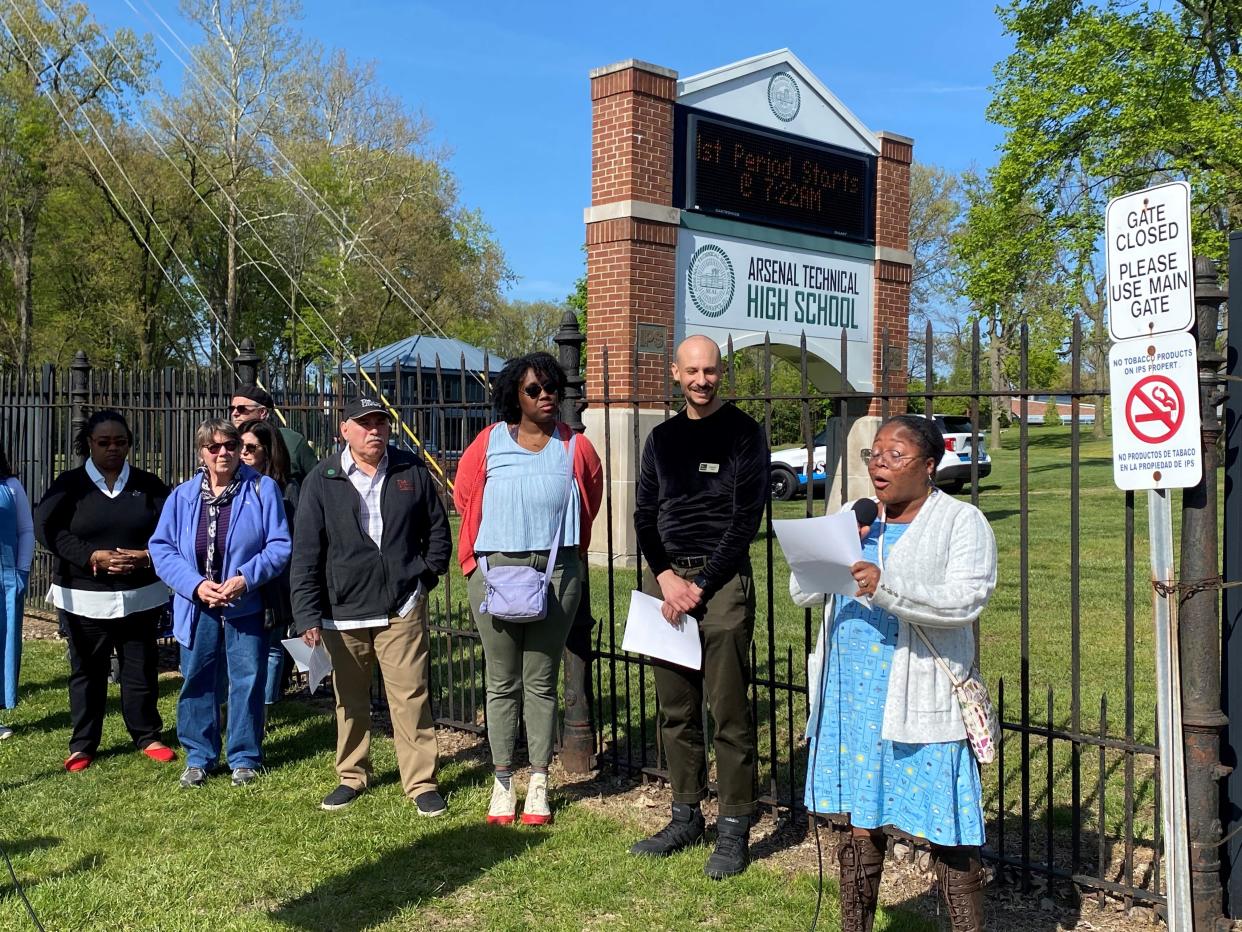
621 590 702 670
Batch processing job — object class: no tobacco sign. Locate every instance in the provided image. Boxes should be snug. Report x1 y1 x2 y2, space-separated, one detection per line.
1109 330 1201 490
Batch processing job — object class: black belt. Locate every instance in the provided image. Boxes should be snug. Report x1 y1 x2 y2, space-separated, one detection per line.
669 555 708 569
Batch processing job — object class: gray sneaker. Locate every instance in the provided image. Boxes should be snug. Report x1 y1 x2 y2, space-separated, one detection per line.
179 766 207 789
231 767 259 787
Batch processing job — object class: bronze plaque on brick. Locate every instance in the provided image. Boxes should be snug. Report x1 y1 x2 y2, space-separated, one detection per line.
635 324 667 355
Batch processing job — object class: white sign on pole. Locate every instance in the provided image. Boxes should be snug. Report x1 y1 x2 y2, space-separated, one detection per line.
1106 180 1194 342
1109 330 1201 490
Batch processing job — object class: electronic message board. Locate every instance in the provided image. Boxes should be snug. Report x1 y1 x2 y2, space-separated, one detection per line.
677 109 875 243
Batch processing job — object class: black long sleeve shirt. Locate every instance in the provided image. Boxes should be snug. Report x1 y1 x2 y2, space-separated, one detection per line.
634 403 768 599
33 466 169 592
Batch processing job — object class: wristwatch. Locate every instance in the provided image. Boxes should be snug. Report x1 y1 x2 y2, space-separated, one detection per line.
692 572 709 591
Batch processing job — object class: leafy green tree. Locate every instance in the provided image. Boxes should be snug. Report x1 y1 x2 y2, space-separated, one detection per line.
454 299 565 361
984 0 1242 437
953 171 1071 449
0 0 149 367
1044 394 1061 426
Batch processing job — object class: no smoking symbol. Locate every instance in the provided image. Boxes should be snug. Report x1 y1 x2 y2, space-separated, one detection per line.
1125 375 1184 444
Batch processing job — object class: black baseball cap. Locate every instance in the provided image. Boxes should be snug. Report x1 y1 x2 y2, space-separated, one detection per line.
342 396 394 422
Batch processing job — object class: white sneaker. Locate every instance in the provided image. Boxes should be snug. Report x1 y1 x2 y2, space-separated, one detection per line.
487 776 516 825
521 771 552 825
0 725 12 740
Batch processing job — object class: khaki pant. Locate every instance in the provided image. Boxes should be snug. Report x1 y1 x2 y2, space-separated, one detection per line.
321 600 437 799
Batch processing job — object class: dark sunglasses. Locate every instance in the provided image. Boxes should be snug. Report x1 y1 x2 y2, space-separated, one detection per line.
241 443 264 455
522 382 558 400
92 437 130 448
230 403 263 415
203 441 240 454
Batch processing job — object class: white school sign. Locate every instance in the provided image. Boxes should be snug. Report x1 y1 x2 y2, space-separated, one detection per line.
675 228 874 344
1106 180 1194 342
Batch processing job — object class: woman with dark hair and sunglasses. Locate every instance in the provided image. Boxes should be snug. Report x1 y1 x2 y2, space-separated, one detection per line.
0 444 33 741
791 414 997 931
150 418 291 789
454 352 603 826
237 418 299 706
33 411 173 770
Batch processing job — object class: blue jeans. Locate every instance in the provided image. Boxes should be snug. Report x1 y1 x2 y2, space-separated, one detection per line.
264 625 290 705
178 612 266 770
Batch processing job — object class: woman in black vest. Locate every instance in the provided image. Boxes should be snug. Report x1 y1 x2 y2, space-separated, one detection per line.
34 411 174 772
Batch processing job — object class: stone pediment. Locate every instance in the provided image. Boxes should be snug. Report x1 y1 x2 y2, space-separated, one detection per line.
677 49 879 156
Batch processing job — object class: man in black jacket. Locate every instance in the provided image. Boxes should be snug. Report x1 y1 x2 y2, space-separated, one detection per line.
291 396 451 814
630 335 768 879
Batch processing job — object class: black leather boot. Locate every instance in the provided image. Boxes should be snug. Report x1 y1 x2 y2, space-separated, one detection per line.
629 802 705 857
935 846 985 932
703 814 750 879
837 833 885 932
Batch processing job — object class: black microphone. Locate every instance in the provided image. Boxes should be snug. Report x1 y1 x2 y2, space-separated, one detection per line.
851 498 878 532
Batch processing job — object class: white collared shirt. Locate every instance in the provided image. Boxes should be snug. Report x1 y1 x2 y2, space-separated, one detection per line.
85 459 129 498
49 460 168 619
321 448 422 631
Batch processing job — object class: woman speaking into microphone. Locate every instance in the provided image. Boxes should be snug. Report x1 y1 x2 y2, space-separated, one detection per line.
791 414 997 931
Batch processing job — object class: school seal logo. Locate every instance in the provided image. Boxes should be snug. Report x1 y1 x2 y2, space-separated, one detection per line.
767 72 800 122
687 244 734 319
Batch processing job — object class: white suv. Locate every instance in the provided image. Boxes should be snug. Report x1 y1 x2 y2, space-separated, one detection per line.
769 415 992 500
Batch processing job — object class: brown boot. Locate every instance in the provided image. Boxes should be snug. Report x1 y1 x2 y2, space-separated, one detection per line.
837 833 885 932
935 847 985 932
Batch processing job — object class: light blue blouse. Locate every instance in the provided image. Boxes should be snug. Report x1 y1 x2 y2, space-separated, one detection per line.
474 426 581 552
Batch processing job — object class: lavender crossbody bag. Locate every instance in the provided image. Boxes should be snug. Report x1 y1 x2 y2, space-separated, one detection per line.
477 434 578 623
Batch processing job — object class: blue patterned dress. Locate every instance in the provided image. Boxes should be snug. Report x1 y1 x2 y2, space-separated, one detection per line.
804 521 985 846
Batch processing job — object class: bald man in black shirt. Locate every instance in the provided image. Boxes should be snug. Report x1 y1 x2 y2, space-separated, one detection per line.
630 335 768 880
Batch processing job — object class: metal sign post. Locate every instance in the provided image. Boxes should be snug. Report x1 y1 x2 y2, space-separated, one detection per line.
1151 487 1193 931
1106 182 1203 929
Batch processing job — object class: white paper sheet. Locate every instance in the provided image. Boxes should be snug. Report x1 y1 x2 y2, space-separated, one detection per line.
772 510 866 597
620 590 702 670
281 637 333 694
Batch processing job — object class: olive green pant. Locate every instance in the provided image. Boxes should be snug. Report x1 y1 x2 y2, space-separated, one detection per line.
469 549 584 769
642 562 757 819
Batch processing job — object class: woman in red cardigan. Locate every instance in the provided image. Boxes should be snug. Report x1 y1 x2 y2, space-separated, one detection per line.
454 352 602 826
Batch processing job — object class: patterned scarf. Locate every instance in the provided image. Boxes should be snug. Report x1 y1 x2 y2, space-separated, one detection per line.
199 467 244 583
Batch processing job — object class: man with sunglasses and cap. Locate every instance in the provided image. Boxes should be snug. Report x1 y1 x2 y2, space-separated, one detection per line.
630 334 768 879
290 396 452 815
229 384 319 484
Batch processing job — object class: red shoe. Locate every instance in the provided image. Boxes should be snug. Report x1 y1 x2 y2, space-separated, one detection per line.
142 744 176 764
64 753 92 773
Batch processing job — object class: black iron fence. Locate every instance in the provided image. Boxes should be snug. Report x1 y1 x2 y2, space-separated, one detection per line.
3 298 1218 915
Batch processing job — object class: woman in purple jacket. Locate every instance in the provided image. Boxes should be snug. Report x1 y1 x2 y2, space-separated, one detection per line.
150 418 291 789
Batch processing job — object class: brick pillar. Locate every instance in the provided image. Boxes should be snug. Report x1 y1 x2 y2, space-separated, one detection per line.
872 131 914 414
585 60 679 402
582 59 680 566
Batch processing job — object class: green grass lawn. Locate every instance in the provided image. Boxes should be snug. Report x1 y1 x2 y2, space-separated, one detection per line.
0 643 937 931
5 422 1177 925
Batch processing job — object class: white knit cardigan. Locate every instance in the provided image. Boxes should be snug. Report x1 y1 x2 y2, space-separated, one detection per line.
791 489 998 745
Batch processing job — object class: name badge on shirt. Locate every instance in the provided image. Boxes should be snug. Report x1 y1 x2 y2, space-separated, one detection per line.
698 462 720 474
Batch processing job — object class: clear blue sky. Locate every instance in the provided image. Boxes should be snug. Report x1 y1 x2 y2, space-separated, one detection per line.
91 0 1013 305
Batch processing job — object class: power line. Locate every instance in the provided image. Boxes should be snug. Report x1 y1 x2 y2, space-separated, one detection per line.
0 3 239 378
10 0 455 487
128 0 491 392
